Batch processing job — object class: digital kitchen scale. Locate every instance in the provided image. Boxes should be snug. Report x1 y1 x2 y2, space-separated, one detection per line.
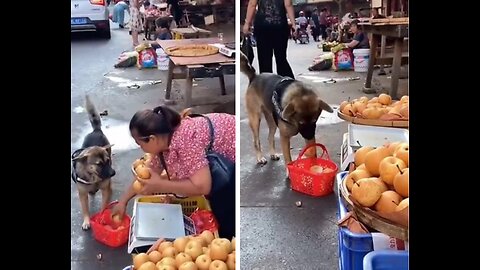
218 42 235 58
134 203 185 241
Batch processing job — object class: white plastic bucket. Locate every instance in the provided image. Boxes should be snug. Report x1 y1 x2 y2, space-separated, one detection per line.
353 49 370 72
156 48 169 71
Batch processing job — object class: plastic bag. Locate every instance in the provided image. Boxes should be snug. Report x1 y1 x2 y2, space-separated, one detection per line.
333 48 354 71
241 34 254 65
189 209 219 234
137 47 158 69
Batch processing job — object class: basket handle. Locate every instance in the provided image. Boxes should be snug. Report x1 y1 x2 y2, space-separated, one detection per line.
101 200 119 216
297 143 331 161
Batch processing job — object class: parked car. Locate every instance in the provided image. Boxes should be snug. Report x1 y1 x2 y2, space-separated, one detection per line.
71 0 111 39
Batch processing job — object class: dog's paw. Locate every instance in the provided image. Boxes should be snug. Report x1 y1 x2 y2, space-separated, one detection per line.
270 154 280 161
256 157 268 165
82 219 91 231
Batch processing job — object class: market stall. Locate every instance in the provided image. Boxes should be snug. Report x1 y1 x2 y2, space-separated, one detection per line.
359 18 409 98
156 37 235 107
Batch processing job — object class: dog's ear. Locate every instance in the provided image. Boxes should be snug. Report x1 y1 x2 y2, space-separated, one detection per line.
103 144 114 151
72 152 88 161
317 98 333 113
282 102 296 120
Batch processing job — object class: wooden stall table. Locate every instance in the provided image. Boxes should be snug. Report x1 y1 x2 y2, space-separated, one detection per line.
359 18 409 98
156 38 235 107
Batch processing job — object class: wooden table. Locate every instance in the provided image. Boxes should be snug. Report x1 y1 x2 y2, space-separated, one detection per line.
359 20 408 98
156 38 235 107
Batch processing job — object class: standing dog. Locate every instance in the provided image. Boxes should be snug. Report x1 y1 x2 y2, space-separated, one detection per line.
72 95 115 230
240 52 333 173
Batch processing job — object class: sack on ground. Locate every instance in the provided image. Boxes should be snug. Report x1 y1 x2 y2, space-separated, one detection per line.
309 52 334 71
114 51 138 68
137 47 158 69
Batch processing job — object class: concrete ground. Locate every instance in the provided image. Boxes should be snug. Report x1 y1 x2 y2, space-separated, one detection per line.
239 39 408 269
71 19 235 269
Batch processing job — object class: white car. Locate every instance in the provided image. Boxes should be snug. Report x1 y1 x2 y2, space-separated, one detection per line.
71 0 111 39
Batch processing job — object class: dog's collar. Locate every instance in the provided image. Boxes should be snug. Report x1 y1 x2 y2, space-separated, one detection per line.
272 77 295 125
74 174 94 185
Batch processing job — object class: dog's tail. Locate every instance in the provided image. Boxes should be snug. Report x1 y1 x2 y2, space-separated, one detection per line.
240 51 256 83
85 95 102 131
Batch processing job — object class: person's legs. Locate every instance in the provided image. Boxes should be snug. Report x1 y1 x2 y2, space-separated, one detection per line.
130 7 142 46
175 9 183 26
254 29 274 74
320 25 327 40
273 28 295 79
118 7 125 28
132 31 139 46
209 169 235 239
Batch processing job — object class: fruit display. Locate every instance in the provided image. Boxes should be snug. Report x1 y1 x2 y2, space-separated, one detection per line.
309 165 335 175
132 232 236 270
338 94 409 127
321 41 339 52
343 142 409 215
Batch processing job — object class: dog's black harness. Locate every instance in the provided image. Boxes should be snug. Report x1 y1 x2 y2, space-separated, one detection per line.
271 77 295 126
271 77 317 140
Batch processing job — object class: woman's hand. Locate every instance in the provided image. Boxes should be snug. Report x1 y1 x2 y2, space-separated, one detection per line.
137 168 166 195
147 238 165 254
145 154 163 174
111 201 127 219
243 23 251 35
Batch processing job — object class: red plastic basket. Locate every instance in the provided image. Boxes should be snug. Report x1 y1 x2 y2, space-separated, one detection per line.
287 143 338 197
90 201 131 248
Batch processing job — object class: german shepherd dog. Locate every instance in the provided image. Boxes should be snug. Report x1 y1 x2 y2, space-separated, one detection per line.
72 96 115 230
240 52 333 174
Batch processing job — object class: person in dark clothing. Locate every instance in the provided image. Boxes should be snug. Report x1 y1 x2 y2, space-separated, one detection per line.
311 8 320 41
167 0 183 26
243 0 296 79
345 19 369 49
318 8 328 40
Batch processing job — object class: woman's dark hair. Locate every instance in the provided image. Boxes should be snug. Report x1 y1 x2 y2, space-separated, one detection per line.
129 106 181 138
350 19 360 26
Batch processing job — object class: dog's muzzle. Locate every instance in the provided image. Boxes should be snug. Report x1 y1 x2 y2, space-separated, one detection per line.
298 123 316 140
100 165 116 179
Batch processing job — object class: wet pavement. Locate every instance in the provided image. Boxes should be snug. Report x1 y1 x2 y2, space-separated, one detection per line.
239 39 408 269
71 20 235 269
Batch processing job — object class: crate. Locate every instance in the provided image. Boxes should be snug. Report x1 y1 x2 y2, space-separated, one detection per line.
336 172 408 270
363 251 409 270
137 195 212 216
137 195 219 237
337 172 374 270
